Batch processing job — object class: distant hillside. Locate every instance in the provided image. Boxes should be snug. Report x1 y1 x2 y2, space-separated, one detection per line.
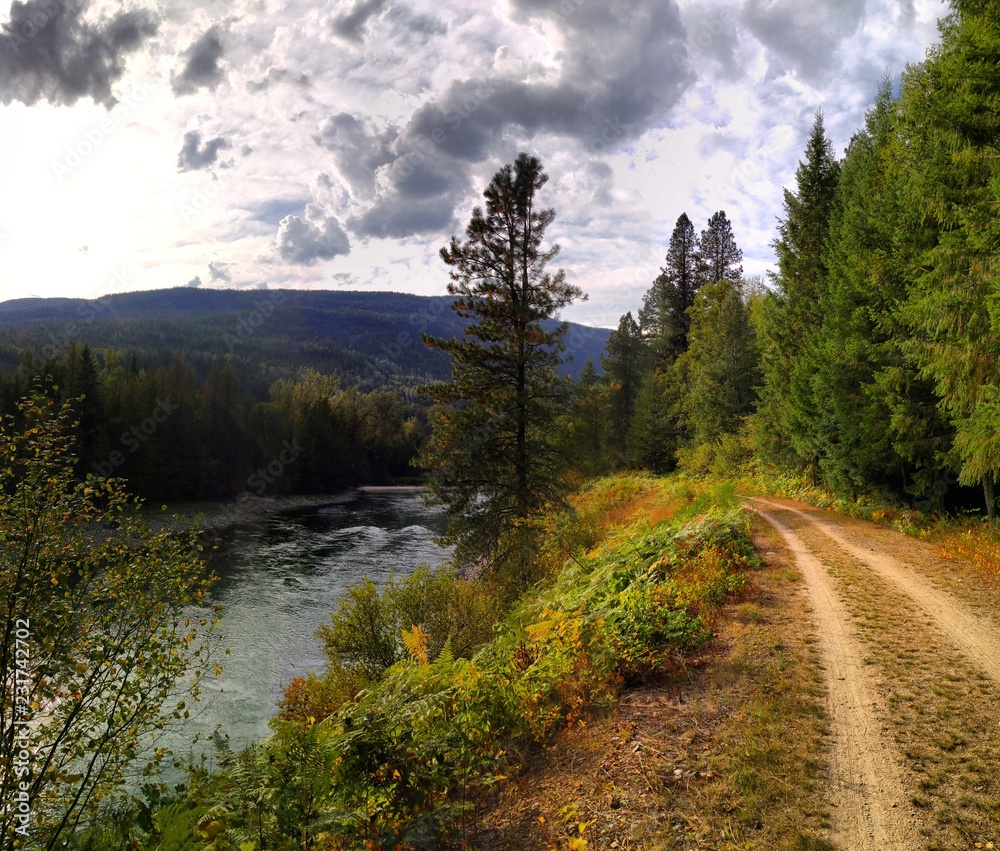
0 288 609 391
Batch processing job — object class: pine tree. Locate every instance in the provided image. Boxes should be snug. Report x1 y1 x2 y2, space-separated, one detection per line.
896 5 1000 516
562 360 610 477
812 77 951 499
639 213 701 365
419 153 584 582
698 210 743 288
601 311 648 446
627 369 682 473
681 279 759 447
756 112 840 477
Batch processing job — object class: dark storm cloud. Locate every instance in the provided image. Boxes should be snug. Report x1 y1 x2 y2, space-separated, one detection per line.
684 2 744 81
349 192 458 239
742 0 866 82
171 25 225 95
0 0 158 107
330 0 390 42
177 130 232 171
276 207 351 264
352 0 691 239
314 112 395 197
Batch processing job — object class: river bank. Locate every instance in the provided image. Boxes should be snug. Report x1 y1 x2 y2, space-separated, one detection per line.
155 488 449 751
143 491 359 537
143 485 432 539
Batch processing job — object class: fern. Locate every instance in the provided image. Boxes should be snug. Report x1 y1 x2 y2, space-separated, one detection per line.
151 802 204 851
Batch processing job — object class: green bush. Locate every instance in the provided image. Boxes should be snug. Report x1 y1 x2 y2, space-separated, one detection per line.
316 564 501 687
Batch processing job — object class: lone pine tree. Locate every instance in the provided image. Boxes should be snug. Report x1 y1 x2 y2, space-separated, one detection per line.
419 153 584 586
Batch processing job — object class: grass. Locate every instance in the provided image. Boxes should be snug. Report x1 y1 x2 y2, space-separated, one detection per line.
76 474 764 850
781 513 1000 849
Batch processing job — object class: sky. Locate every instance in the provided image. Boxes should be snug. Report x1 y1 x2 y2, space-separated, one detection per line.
0 0 945 327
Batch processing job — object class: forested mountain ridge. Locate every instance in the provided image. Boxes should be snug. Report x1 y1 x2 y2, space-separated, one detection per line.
0 287 609 391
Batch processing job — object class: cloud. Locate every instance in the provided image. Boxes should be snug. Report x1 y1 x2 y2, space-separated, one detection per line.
350 191 459 239
247 66 310 93
313 112 395 198
187 275 203 288
346 0 692 240
208 261 232 282
177 130 232 171
742 0 866 82
0 0 158 107
276 203 351 264
330 0 390 42
681 1 747 82
172 25 225 95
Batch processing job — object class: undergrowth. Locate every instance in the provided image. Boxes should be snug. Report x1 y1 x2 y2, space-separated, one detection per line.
70 475 757 850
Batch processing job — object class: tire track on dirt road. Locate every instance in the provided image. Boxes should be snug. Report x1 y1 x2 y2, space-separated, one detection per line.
754 498 1000 686
755 506 918 850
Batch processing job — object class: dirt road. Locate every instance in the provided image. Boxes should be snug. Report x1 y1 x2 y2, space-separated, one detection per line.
754 498 1000 850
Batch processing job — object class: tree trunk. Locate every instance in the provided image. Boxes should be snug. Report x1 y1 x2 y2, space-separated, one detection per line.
984 475 995 521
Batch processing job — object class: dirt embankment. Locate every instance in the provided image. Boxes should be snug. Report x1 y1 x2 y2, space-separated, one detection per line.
475 496 1000 849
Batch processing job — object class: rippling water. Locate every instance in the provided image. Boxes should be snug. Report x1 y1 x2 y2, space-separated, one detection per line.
169 490 450 756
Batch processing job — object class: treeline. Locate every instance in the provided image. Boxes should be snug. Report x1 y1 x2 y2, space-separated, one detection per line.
564 209 759 480
0 345 427 501
580 1 1000 516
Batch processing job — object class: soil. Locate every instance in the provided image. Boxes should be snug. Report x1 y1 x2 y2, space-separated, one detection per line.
753 497 1000 850
754 502 919 849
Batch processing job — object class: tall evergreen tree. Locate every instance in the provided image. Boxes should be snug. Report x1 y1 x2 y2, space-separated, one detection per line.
639 213 701 365
562 360 610 477
698 210 743 288
681 279 759 447
601 311 647 446
812 77 951 499
896 5 1000 516
419 153 584 582
756 112 840 476
627 369 682 473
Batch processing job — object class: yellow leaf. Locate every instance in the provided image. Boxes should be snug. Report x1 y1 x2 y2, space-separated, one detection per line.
402 624 429 665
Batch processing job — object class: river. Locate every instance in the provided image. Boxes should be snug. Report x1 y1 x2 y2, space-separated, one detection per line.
166 489 450 760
